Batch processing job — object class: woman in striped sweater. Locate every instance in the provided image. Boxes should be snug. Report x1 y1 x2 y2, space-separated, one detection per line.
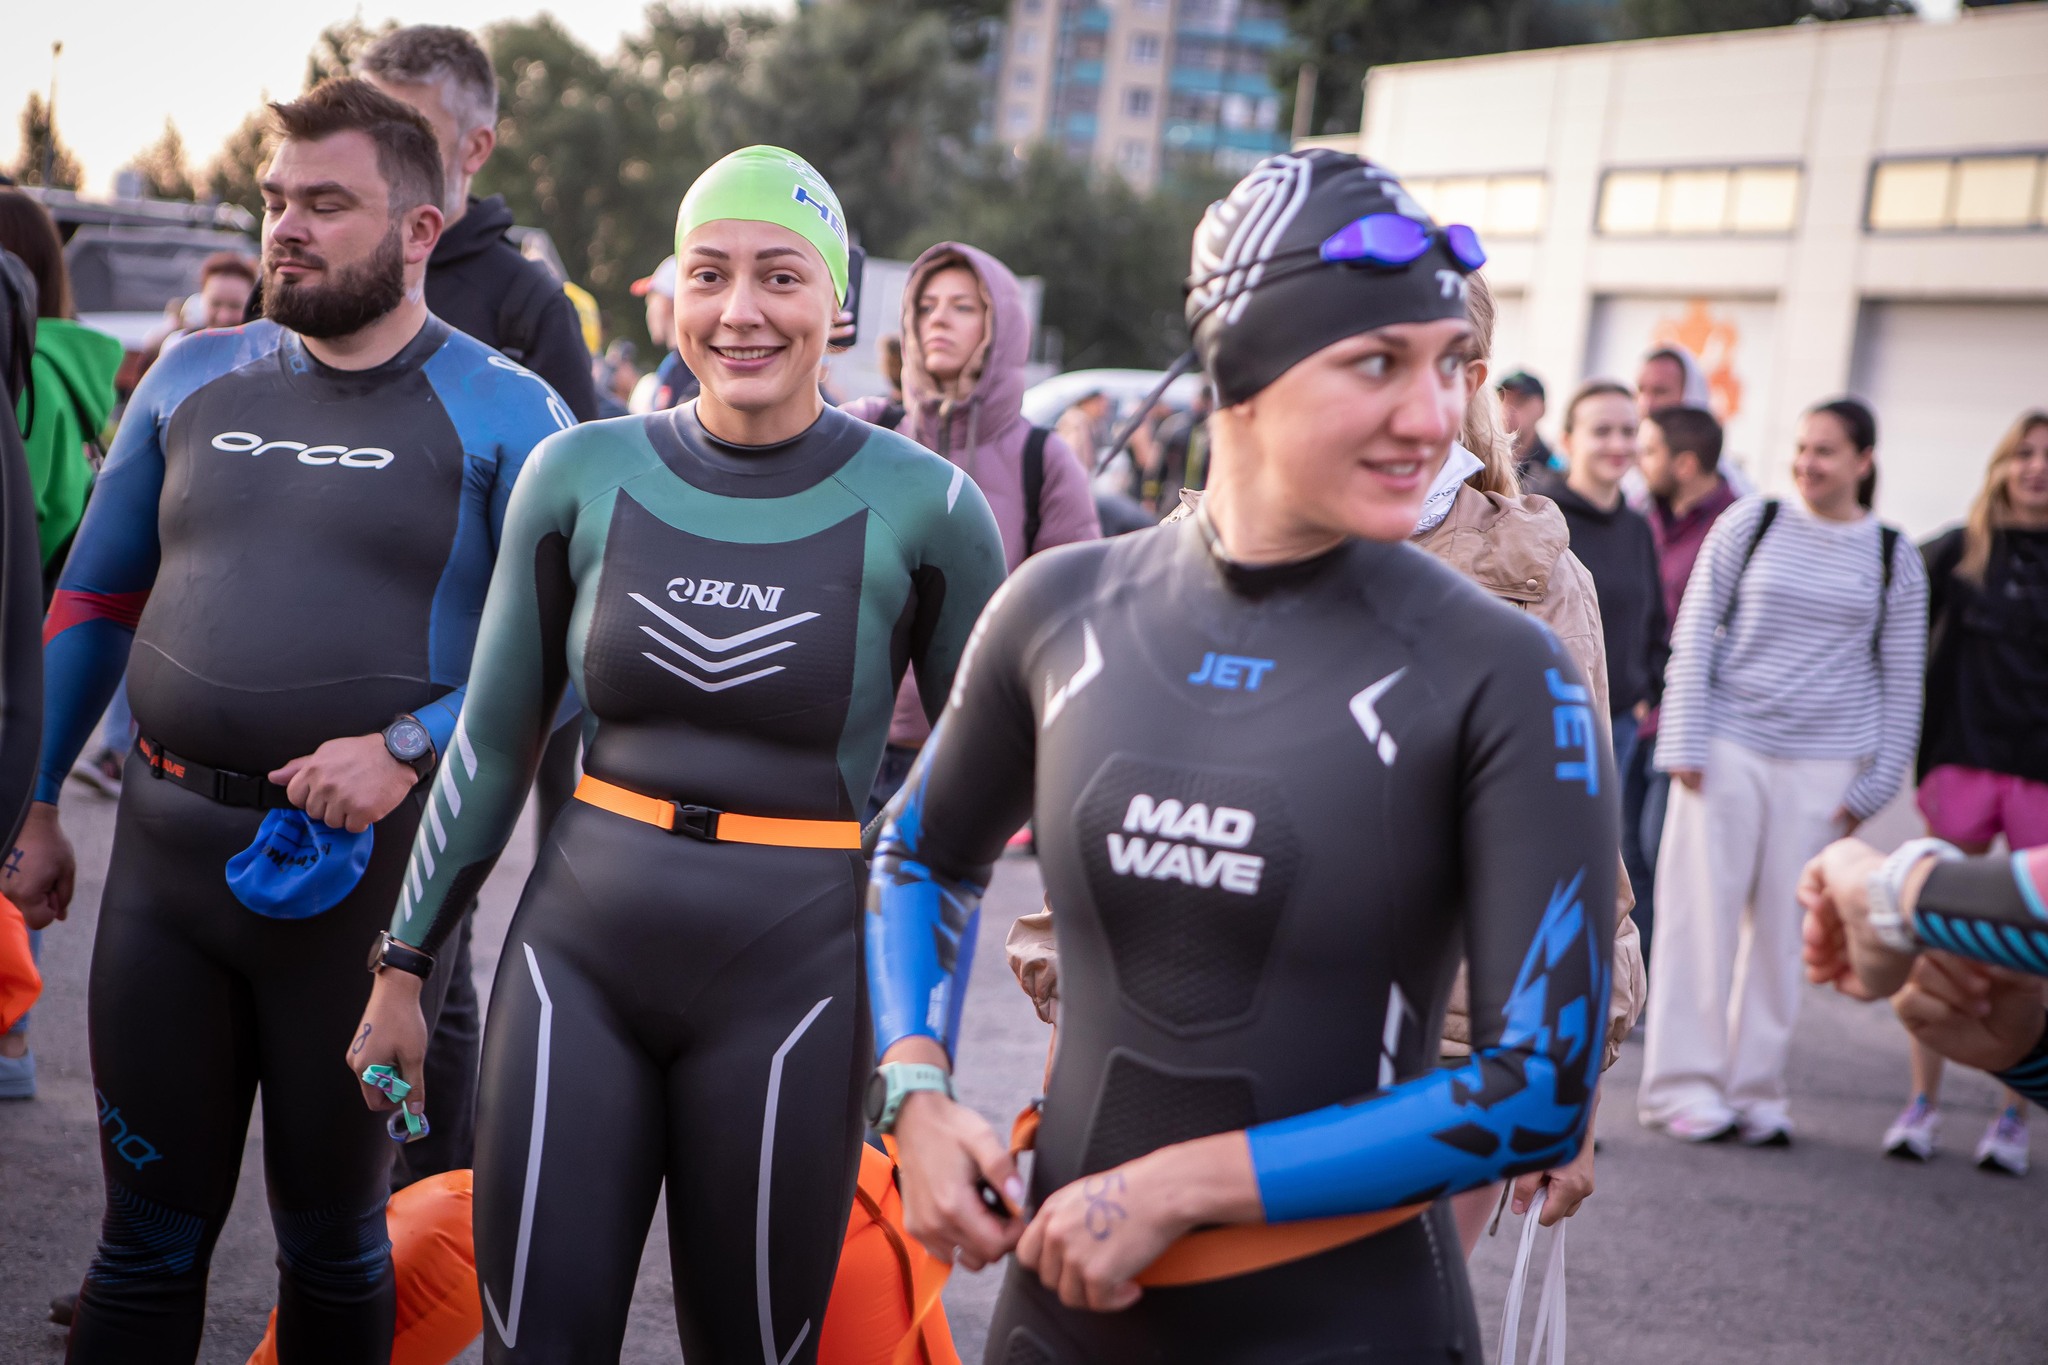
1640 397 1928 1146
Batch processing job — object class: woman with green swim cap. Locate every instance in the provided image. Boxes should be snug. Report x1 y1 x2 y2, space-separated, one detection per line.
345 146 1007 1363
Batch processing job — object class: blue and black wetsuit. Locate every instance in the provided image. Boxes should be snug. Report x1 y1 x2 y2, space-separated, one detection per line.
1910 847 2048 1106
869 512 1617 1363
39 316 568 1363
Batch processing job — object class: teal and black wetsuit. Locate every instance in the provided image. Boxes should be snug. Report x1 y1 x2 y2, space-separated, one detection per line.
869 513 1616 1363
37 317 568 1363
387 400 1005 1364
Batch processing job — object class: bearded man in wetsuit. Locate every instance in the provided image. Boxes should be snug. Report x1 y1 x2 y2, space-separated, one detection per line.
5 80 569 1363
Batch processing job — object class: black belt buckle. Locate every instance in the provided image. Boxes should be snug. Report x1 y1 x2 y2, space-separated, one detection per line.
670 803 723 842
214 769 262 807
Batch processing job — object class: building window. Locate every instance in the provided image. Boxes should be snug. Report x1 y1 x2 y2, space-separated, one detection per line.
1596 164 1801 236
1868 152 2047 232
1023 0 1044 11
1129 32 1163 63
1136 0 1168 11
1401 174 1549 239
1007 104 1035 134
1013 67 1034 89
1124 87 1154 117
1119 140 1150 174
1015 31 1040 57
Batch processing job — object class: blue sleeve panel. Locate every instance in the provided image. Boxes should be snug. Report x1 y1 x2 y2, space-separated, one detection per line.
1993 1016 2048 1108
1912 850 2048 979
415 335 575 757
34 328 281 802
865 737 987 1061
1248 868 1607 1221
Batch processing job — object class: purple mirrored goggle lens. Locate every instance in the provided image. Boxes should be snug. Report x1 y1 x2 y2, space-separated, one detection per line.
1318 214 1487 273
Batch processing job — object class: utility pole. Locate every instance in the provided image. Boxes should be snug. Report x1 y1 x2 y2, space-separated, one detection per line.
1290 61 1317 144
43 42 62 188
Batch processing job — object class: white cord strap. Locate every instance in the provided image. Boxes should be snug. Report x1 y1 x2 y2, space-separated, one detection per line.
1497 1188 1568 1365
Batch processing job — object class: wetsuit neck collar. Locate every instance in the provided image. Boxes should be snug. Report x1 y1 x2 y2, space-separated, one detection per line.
648 400 868 499
277 314 452 399
1192 501 1350 596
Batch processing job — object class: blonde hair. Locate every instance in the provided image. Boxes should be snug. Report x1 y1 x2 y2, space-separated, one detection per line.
1959 409 2048 583
1461 274 1520 497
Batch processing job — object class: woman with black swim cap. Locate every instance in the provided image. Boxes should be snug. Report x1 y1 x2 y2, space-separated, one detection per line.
864 149 1617 1361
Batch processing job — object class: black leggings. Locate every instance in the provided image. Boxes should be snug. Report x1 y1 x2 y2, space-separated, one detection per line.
983 1203 1480 1365
69 753 450 1364
472 799 868 1364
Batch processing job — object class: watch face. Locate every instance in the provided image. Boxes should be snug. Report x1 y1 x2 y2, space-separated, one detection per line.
863 1070 889 1127
387 719 430 762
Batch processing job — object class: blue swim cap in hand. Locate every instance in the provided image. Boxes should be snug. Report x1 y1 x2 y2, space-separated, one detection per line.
226 809 374 919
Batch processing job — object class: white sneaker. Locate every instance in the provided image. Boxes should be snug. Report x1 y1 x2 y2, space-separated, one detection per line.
1665 1109 1737 1143
1975 1109 2028 1176
1738 1115 1793 1148
1882 1097 1940 1162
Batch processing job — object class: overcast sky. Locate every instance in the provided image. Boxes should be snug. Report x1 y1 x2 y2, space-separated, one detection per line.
2 1 661 194
5 0 1964 196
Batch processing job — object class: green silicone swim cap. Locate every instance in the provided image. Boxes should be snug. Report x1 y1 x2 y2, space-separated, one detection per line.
675 146 850 303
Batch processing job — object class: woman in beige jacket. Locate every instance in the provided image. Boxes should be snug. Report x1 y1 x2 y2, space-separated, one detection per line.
1006 274 1645 1253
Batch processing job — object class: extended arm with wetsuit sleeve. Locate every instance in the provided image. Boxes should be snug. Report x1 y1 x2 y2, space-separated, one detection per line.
1904 847 2048 1104
869 516 1615 1225
34 321 568 805
389 402 1008 955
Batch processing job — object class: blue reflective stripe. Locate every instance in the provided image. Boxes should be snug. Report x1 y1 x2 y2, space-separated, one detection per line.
2013 851 2048 924
2000 925 2048 976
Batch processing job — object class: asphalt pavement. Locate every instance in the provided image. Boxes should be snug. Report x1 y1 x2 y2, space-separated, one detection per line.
3 780 2044 1363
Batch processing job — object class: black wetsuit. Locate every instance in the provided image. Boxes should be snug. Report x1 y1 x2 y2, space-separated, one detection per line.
386 402 1006 1363
869 513 1616 1363
37 318 569 1362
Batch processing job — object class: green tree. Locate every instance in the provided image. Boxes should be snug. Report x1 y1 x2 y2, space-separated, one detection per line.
12 92 83 189
306 17 398 88
1622 0 1914 35
130 120 195 201
205 110 270 219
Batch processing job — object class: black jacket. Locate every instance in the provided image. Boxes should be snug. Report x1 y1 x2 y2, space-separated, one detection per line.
1920 526 2048 785
426 195 598 421
1530 474 1668 715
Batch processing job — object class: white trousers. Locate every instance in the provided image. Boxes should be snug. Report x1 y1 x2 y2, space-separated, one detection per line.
1639 737 1861 1131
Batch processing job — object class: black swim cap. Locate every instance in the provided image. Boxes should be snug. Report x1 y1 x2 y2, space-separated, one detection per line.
1187 150 1477 406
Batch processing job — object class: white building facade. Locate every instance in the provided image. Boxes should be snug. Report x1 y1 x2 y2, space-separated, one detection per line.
1346 4 2048 538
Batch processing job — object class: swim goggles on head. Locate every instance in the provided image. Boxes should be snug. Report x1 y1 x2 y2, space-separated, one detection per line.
1185 214 1488 330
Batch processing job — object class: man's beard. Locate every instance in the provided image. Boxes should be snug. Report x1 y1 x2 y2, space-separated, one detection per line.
263 224 408 339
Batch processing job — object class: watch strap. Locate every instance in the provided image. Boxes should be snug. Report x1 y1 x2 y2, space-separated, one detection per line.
1871 837 1963 954
873 1061 953 1134
370 931 436 980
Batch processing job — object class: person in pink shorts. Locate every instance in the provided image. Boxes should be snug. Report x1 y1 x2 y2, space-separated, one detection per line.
1885 409 2048 1175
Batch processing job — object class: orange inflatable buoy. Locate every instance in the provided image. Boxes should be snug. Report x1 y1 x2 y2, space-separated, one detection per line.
0 894 42 1034
821 1143 961 1365
246 1170 481 1365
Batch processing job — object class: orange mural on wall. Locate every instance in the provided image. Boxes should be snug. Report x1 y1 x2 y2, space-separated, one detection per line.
1652 299 1744 423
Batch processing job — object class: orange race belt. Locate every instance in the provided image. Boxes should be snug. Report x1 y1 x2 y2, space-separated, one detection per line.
573 775 862 850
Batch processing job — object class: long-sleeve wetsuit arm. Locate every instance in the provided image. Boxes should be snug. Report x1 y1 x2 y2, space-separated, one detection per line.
0 414 40 845
1245 624 1618 1223
34 367 171 804
1911 847 2048 978
387 434 578 954
903 476 1008 727
1992 1015 2048 1108
869 567 1042 1061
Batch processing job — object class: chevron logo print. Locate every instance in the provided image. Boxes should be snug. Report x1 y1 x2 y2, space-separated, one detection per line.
628 591 820 692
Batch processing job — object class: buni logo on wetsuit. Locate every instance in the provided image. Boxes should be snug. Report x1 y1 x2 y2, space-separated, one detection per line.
1188 652 1275 691
1106 793 1265 894
210 431 394 469
666 576 787 612
629 581 820 693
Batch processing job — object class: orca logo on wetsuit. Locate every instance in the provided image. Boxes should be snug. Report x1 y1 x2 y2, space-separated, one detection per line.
210 431 394 469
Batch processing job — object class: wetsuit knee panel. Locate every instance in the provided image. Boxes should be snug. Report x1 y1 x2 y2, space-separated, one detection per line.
90 1181 211 1284
271 1202 391 1296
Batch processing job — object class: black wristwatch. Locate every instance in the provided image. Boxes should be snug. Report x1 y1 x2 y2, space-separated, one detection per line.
367 930 436 980
382 714 436 782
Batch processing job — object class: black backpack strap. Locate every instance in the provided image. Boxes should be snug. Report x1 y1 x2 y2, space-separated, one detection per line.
1721 499 1779 632
1022 425 1049 558
878 401 906 431
1875 523 1901 652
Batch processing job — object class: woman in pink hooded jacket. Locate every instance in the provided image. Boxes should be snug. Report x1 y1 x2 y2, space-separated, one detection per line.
845 244 1100 811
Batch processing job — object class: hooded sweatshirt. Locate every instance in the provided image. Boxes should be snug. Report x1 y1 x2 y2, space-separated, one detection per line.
17 317 120 570
426 194 598 421
844 242 1100 746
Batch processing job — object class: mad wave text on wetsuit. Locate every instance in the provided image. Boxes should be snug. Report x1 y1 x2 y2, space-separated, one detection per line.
1106 794 1264 894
